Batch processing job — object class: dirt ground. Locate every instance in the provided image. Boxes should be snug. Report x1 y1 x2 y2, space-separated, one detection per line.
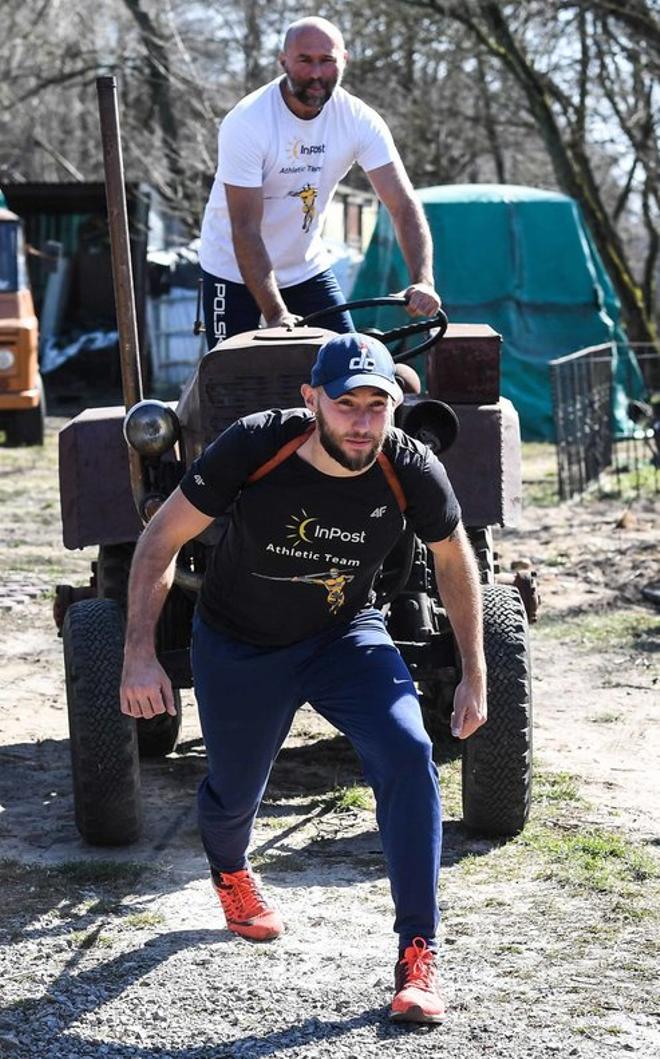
0 419 658 1058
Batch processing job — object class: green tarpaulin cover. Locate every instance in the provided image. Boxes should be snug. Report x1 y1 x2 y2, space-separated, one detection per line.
352 184 639 440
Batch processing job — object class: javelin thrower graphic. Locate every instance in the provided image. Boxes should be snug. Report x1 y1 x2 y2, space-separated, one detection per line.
253 567 355 614
290 184 317 232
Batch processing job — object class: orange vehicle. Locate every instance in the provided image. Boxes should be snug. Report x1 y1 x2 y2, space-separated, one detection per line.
0 204 44 446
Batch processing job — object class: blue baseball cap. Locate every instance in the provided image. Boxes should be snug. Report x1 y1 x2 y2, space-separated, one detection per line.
310 332 402 404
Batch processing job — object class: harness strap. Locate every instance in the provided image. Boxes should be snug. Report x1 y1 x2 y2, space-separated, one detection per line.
247 425 315 483
247 424 407 513
377 451 407 512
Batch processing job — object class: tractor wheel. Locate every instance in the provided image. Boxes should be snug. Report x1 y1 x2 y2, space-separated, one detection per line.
3 403 45 446
97 542 135 606
466 526 495 584
462 584 532 837
63 598 141 845
4 377 45 446
419 675 460 764
137 691 182 758
98 543 184 757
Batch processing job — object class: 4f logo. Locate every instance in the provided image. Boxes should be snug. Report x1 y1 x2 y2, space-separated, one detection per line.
349 344 375 371
370 506 387 518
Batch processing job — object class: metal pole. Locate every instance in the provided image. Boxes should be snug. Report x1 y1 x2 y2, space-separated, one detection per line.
96 74 145 515
97 75 143 409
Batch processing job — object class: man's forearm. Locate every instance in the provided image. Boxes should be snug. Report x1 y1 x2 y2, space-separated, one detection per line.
231 225 287 323
433 530 484 677
120 488 212 719
124 527 178 658
431 526 487 740
390 197 435 287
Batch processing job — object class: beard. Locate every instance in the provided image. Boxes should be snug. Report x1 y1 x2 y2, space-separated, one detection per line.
284 69 340 111
316 405 383 471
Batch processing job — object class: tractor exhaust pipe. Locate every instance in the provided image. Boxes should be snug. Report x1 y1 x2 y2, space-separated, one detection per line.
96 74 145 515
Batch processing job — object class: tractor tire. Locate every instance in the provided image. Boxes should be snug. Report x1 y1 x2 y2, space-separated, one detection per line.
137 691 182 758
4 377 45 446
3 402 45 446
63 598 142 845
97 543 135 607
98 544 185 757
462 584 532 837
18 397 45 445
466 526 495 584
419 676 460 764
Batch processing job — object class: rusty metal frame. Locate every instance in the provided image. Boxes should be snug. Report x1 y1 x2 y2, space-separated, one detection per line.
96 74 145 517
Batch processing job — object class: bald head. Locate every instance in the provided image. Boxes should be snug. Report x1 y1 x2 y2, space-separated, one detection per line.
282 17 345 53
279 16 347 118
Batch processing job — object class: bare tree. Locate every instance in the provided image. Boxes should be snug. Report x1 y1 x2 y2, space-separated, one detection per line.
1 0 657 346
397 0 659 343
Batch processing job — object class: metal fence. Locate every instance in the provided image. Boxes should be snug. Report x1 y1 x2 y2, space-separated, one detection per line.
550 342 660 500
550 343 614 499
626 344 660 396
612 345 660 498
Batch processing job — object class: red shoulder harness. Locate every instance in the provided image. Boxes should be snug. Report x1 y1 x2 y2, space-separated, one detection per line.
246 425 407 512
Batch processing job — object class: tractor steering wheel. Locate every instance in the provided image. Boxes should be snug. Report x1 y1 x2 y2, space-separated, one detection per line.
297 295 448 362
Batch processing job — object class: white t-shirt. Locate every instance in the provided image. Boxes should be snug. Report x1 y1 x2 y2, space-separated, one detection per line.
199 78 400 287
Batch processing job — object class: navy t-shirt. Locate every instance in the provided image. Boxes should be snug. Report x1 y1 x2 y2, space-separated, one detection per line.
179 408 461 646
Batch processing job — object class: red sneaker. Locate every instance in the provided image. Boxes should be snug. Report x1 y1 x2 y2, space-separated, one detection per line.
212 868 284 941
390 937 445 1023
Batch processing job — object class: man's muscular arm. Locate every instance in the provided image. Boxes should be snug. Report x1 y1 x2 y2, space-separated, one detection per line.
225 184 300 328
366 160 441 319
120 489 214 720
428 524 487 740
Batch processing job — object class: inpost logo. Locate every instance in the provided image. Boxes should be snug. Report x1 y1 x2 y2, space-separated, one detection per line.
287 509 366 545
286 138 302 160
286 138 326 160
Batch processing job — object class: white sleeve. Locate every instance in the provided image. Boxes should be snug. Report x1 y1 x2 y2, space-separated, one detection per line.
217 110 263 188
355 103 402 174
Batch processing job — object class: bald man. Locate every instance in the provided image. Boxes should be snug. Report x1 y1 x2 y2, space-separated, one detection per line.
199 16 442 347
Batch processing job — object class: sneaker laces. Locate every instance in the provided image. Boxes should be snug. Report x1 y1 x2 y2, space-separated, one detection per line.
399 937 437 991
217 869 269 921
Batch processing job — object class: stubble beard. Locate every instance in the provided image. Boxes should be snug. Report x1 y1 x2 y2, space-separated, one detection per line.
316 405 383 472
284 69 341 112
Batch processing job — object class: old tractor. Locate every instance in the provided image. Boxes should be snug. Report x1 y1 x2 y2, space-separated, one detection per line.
0 202 45 446
54 78 535 847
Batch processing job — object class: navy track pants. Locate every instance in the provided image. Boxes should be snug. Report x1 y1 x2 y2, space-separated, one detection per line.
201 267 354 349
192 607 442 950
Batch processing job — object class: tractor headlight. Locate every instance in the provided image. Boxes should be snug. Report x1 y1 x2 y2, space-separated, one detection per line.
123 400 180 457
398 398 459 455
0 349 16 371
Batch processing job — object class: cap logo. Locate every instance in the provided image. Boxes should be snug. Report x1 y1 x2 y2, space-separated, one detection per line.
348 345 376 371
